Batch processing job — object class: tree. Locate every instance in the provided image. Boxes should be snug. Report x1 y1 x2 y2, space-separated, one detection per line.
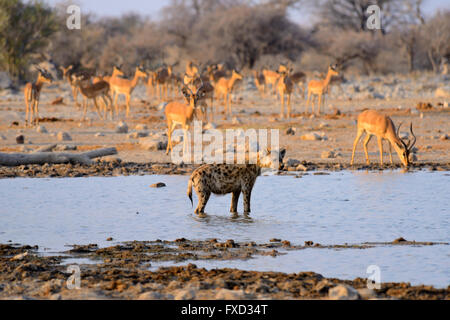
0 0 57 81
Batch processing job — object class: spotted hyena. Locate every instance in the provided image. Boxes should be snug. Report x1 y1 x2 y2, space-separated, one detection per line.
187 149 286 216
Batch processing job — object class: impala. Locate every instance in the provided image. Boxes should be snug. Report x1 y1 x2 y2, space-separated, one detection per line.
109 66 147 118
214 70 243 116
306 64 339 115
60 65 79 106
253 70 266 97
24 67 53 126
184 74 215 122
73 74 113 120
165 85 206 155
276 69 294 119
351 110 417 167
262 68 281 96
93 66 124 85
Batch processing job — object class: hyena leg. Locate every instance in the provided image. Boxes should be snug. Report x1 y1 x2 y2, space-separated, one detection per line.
230 190 241 214
195 189 211 215
242 188 253 215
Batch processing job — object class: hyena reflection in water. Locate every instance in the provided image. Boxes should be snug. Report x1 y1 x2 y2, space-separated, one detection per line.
187 149 286 217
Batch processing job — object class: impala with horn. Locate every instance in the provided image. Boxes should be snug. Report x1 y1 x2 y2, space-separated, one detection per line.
351 110 417 167
165 84 206 155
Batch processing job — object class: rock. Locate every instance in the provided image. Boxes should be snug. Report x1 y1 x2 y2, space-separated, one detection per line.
36 125 48 134
409 153 418 162
329 284 361 300
393 237 407 243
440 134 449 141
319 122 330 129
56 144 77 151
215 289 246 300
357 288 377 300
285 158 301 167
410 108 420 115
286 127 296 136
174 288 197 300
314 279 332 294
95 133 105 137
0 72 12 89
321 151 337 159
296 164 308 171
300 132 322 141
49 294 62 300
128 131 149 139
57 132 72 141
135 124 148 131
416 102 433 110
139 136 168 151
51 97 64 105
106 237 113 241
16 135 25 144
435 87 450 98
150 183 166 188
138 292 163 300
0 134 6 140
116 122 129 134
10 252 28 261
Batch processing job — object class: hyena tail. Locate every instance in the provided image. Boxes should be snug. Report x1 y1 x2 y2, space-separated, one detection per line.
187 178 193 207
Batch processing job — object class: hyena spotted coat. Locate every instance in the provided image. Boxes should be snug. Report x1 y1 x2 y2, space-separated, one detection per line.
187 149 286 216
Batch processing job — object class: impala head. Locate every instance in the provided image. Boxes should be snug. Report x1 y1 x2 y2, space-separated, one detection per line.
181 83 206 109
135 66 147 79
60 65 73 77
112 65 124 77
396 122 417 167
278 64 288 73
36 67 53 84
328 64 339 77
232 70 243 81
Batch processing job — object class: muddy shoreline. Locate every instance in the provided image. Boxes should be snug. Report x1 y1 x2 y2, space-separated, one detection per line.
1 239 448 300
0 160 449 179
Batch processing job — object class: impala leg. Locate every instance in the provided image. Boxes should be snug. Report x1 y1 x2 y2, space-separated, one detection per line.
230 190 240 215
25 97 30 127
34 99 39 126
306 91 311 114
377 136 384 166
93 97 103 120
125 95 131 119
363 134 373 165
287 93 292 119
166 122 176 155
82 98 88 121
113 93 120 119
388 141 394 164
280 94 284 119
317 94 322 115
351 129 365 165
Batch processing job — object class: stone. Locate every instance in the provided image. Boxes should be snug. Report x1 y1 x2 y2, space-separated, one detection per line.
300 132 322 141
57 132 72 141
285 158 301 167
329 284 361 300
16 135 25 144
139 136 168 151
128 131 149 139
296 164 308 172
138 292 163 300
116 122 129 134
286 127 296 136
174 288 197 300
150 183 166 188
0 134 6 140
357 288 377 300
95 133 105 137
36 125 48 134
321 151 337 159
215 289 246 300
440 134 449 141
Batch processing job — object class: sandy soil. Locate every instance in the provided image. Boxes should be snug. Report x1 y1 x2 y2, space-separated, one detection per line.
0 74 449 169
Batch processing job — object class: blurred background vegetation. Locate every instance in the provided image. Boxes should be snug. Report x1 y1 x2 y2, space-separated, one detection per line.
0 0 449 83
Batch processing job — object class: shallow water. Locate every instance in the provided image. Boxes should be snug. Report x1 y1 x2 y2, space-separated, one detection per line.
0 171 449 287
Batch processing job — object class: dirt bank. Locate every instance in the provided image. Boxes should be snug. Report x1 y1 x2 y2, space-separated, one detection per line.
1 239 448 300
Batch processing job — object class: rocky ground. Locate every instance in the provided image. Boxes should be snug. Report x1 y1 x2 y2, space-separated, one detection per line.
1 239 448 300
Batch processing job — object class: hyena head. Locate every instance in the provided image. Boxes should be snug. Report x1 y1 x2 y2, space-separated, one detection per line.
258 148 286 170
